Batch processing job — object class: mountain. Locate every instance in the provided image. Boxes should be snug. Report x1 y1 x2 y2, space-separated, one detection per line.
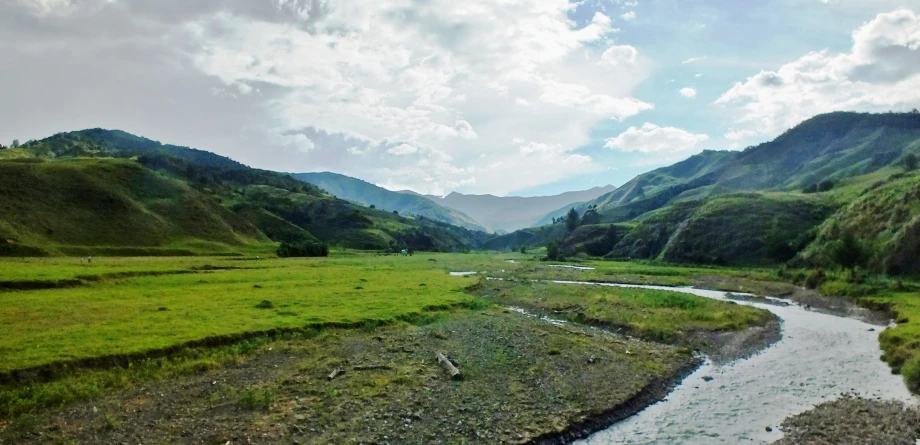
495 111 920 266
423 185 616 233
575 112 920 222
294 172 491 233
0 130 491 256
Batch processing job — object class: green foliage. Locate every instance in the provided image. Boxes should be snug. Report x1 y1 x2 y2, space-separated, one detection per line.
829 231 867 270
818 179 835 192
11 139 19 148
581 206 601 225
803 183 818 194
520 246 526 254
565 208 580 232
546 241 562 261
904 153 918 172
237 388 274 410
276 241 329 258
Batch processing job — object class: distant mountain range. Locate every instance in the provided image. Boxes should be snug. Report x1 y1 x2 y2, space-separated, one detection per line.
294 172 491 233
419 186 616 233
296 172 615 233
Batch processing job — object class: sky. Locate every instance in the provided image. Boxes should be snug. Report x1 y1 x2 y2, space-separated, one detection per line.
2 0 920 197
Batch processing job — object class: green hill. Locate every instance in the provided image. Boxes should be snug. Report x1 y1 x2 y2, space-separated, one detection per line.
0 130 490 256
295 172 491 233
0 158 270 256
501 111 920 266
801 170 920 275
570 112 920 223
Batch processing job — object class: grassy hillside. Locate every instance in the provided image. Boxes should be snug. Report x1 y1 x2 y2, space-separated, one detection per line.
295 172 491 233
0 130 491 255
658 193 836 265
499 111 920 265
0 158 270 256
801 170 920 275
570 112 920 224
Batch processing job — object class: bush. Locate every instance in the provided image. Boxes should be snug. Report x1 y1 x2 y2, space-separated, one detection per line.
903 356 920 393
277 241 329 258
818 179 835 192
805 269 826 289
546 241 562 261
802 183 818 194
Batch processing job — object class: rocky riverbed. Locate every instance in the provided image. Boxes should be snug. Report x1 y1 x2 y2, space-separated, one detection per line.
772 395 920 445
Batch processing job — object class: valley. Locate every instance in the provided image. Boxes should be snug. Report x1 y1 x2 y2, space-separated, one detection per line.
3 111 920 443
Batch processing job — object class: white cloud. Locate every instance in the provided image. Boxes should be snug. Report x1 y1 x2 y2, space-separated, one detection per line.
682 56 707 64
600 44 639 65
724 129 758 141
185 0 652 195
620 11 636 21
605 123 710 155
716 9 920 136
388 143 419 156
679 87 697 98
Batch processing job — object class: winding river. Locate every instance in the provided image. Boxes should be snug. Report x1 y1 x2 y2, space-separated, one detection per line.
557 283 920 445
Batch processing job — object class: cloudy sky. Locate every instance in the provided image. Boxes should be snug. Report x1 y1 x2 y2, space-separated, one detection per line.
3 0 920 196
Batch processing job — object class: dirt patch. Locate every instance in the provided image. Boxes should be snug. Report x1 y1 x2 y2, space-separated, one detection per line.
772 395 920 445
2 310 696 444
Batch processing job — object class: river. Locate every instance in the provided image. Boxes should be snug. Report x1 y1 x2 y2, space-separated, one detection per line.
558 283 919 445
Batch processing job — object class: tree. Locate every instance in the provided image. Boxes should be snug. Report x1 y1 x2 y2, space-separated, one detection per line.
546 241 562 261
831 231 866 271
904 153 918 172
581 206 601 225
369 204 376 209
520 246 526 254
565 208 580 232
393 210 399 215
10 139 19 148
818 179 835 192
551 217 556 224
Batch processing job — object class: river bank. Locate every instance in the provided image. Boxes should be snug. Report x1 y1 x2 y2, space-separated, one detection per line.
2 309 700 444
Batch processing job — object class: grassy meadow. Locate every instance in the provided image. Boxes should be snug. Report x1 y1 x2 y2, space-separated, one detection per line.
0 252 780 427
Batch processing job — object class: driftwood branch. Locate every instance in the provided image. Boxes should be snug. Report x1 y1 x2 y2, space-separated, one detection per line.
436 352 462 380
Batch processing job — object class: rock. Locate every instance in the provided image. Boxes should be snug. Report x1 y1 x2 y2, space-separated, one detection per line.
765 426 772 432
868 328 876 332
702 376 714 382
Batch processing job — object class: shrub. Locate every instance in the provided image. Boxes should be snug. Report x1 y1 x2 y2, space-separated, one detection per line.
802 183 818 194
805 269 826 289
818 179 835 192
277 241 329 258
546 241 562 261
903 356 920 393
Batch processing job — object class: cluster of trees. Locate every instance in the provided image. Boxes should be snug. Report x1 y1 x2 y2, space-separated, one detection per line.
803 179 835 194
277 241 330 258
0 139 20 149
554 205 602 231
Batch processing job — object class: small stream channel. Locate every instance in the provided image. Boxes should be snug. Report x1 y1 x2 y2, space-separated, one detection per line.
556 282 919 445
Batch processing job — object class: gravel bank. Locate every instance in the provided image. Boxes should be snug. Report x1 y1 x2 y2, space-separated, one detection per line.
772 395 920 445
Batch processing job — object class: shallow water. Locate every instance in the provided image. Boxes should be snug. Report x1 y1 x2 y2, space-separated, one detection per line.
548 264 596 271
563 283 918 445
449 271 478 276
